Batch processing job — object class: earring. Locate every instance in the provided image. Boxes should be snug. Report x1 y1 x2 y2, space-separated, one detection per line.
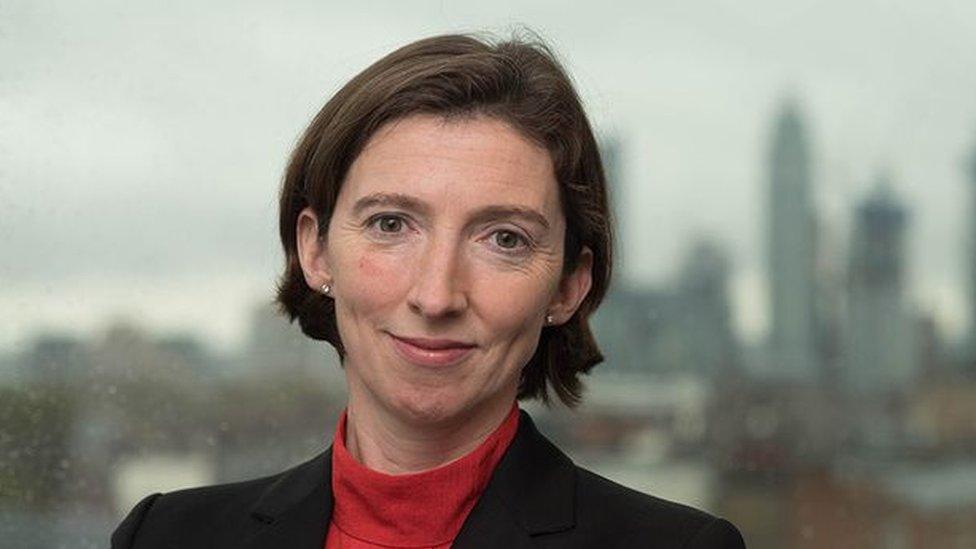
545 313 554 325
321 283 332 296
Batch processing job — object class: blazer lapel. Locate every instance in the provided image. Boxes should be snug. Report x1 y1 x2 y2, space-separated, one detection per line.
452 410 577 549
243 448 334 549
450 482 537 549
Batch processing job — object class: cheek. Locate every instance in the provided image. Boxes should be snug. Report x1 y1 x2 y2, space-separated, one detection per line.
356 253 381 277
339 251 410 313
474 274 551 335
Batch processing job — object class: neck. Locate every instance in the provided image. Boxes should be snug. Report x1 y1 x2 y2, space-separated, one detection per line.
343 387 515 474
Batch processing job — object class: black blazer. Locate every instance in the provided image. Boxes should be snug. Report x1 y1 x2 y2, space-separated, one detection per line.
112 410 745 548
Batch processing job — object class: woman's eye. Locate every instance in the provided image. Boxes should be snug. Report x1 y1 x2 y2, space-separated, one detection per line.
374 215 404 233
493 230 526 250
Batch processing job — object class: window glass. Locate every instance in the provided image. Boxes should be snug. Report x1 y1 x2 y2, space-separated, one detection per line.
3 3 974 547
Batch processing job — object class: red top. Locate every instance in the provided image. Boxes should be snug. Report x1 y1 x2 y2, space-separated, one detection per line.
324 404 520 549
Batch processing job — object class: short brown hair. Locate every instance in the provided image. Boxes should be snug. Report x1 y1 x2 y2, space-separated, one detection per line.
276 31 613 407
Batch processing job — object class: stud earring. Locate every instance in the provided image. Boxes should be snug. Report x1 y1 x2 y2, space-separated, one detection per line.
321 283 332 296
545 313 554 325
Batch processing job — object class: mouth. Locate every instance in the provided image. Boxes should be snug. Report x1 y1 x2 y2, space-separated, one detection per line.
386 333 477 368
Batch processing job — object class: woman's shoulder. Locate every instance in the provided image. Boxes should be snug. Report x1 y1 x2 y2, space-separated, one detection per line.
568 464 746 549
110 473 278 548
509 410 746 547
110 451 329 549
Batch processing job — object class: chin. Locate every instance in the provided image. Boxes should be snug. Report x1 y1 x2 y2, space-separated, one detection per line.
386 387 476 427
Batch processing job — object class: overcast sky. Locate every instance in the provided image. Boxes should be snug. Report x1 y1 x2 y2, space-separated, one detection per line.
2 0 975 353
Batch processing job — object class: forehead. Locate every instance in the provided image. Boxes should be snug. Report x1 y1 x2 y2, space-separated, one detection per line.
339 114 560 214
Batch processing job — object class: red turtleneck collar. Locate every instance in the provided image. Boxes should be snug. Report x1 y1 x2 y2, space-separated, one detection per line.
324 403 520 548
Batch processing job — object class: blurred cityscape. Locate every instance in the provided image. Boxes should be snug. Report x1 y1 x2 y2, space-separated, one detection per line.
2 100 976 548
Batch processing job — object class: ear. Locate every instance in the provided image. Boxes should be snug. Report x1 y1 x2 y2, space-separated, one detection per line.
547 246 594 325
296 206 333 291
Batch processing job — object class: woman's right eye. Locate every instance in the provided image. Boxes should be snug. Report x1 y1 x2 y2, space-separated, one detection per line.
370 214 405 233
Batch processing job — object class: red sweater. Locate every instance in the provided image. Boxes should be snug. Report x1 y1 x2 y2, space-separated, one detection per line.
324 404 520 548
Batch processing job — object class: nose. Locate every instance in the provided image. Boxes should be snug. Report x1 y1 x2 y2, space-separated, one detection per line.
406 236 468 320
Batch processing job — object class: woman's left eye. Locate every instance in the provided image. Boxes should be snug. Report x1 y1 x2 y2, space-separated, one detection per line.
492 230 528 250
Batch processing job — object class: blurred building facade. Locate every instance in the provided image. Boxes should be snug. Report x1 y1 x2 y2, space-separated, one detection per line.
592 236 739 378
844 178 916 394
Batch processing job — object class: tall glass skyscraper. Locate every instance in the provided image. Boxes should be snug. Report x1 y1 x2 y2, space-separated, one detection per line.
766 101 819 380
968 133 976 361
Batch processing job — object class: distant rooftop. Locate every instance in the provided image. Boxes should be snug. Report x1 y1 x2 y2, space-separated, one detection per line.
882 462 976 511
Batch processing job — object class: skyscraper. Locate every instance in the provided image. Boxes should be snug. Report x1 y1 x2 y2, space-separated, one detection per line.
968 132 976 361
598 134 628 284
766 100 819 380
845 177 915 391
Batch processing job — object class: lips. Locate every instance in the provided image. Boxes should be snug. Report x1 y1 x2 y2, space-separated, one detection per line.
388 333 476 367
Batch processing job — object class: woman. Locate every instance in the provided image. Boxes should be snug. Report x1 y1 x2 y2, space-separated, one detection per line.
112 33 746 548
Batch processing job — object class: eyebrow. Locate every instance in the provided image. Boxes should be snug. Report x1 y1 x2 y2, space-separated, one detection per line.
469 205 550 230
352 192 430 217
351 192 550 230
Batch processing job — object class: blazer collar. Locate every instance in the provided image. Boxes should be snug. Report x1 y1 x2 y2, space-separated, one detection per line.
243 449 333 548
244 409 576 548
452 410 577 548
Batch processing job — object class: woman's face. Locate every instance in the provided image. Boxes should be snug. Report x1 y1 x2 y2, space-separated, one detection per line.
297 114 592 427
